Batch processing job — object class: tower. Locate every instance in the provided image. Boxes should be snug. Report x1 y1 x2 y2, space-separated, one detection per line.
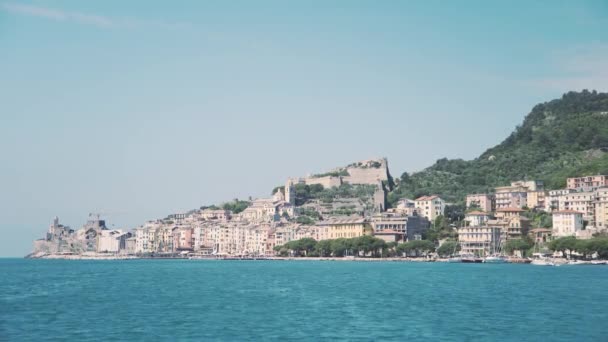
285 179 295 205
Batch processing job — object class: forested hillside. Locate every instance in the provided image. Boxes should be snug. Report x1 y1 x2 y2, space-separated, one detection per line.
388 90 608 205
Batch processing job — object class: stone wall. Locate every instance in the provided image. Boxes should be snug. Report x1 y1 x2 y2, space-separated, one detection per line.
304 176 342 188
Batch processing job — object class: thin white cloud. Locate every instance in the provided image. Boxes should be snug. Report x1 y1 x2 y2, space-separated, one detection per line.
0 2 188 30
1 2 115 28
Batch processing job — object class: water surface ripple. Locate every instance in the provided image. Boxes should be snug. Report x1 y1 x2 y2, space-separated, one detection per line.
1 259 606 341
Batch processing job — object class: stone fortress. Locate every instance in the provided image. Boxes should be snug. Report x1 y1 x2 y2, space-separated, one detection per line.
285 158 390 211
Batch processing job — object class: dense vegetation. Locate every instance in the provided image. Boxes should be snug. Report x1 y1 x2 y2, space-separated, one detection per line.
274 236 436 258
548 236 608 259
388 90 608 206
293 183 378 206
423 215 457 242
220 199 251 214
274 236 389 257
311 169 349 178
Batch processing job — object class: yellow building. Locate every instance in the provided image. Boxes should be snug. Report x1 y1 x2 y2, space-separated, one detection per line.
495 207 525 219
318 218 373 240
526 191 546 209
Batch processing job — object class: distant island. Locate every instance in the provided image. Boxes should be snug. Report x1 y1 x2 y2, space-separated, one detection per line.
28 91 608 263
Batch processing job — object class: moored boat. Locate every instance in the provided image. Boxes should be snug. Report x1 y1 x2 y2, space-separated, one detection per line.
462 257 483 263
484 255 508 263
530 258 555 266
447 256 462 263
461 254 483 263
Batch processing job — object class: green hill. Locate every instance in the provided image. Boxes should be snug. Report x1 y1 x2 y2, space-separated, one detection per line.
388 90 608 206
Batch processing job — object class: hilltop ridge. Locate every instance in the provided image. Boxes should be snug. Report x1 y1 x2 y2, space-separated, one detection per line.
388 90 608 205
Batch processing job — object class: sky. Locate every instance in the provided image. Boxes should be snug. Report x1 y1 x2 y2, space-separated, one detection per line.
1 0 607 256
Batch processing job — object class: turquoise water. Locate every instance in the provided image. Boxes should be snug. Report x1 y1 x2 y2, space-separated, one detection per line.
1 259 607 341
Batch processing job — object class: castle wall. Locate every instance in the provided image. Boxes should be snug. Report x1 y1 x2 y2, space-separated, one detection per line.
304 176 342 189
343 166 388 185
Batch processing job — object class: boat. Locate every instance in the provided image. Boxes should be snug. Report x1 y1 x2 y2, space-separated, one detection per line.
591 260 607 265
461 253 483 263
462 257 483 263
484 241 507 263
530 259 555 266
568 260 592 265
447 240 462 262
484 255 508 263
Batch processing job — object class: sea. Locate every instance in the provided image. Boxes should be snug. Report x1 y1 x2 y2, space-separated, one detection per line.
1 259 607 341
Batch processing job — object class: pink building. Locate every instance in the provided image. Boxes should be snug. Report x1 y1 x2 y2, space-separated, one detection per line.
466 194 495 212
172 227 193 251
567 175 608 191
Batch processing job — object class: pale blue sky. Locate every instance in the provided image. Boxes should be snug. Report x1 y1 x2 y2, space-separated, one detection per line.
1 0 607 256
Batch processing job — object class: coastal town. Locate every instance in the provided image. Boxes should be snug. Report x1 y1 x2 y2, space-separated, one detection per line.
29 159 608 264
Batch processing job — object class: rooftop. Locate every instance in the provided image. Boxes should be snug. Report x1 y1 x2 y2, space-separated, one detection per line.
495 207 526 212
373 230 404 235
553 210 583 214
466 211 488 216
415 195 440 201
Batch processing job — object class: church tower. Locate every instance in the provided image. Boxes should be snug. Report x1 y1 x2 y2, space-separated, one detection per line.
285 179 295 205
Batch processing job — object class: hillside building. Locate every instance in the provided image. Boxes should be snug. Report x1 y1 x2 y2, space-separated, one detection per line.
567 175 608 191
552 210 584 237
414 195 445 221
466 194 494 213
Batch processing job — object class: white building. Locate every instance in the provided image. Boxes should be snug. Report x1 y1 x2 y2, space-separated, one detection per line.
552 210 584 237
97 230 130 253
545 189 576 212
414 195 445 221
464 211 490 227
558 191 595 226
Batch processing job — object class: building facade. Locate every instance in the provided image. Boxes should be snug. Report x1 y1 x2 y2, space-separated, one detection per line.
552 210 584 237
567 175 608 191
466 194 494 213
414 195 445 221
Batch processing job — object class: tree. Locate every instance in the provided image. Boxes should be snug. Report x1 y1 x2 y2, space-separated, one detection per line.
437 240 460 257
384 91 608 205
370 238 388 257
575 239 592 259
445 204 465 223
330 238 351 257
504 239 533 256
398 240 435 257
221 199 250 214
385 242 398 257
353 235 376 256
298 238 317 256
548 236 577 258
423 215 456 242
200 205 220 210
314 240 333 257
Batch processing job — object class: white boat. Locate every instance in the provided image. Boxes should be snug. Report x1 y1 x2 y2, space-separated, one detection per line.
530 258 555 266
484 255 507 263
483 237 507 263
568 260 592 265
447 257 462 263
